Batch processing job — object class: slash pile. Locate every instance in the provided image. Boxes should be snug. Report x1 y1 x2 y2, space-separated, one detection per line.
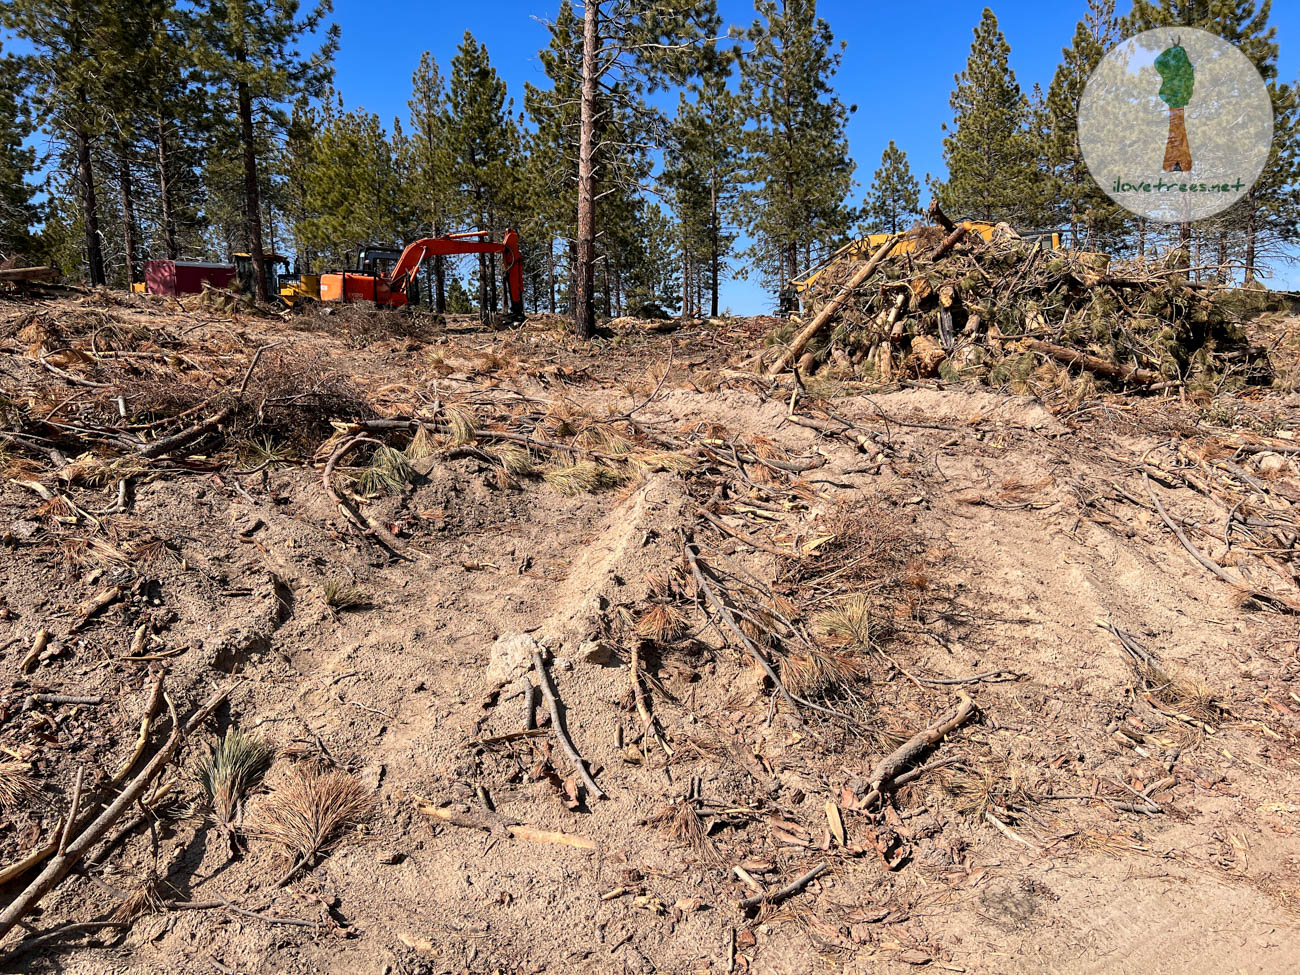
768 222 1272 391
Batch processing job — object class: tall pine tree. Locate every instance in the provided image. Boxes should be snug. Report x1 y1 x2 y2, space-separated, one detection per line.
0 42 39 258
447 33 516 316
191 0 338 300
3 0 111 283
933 8 1040 227
739 0 856 296
864 141 920 234
1044 0 1123 249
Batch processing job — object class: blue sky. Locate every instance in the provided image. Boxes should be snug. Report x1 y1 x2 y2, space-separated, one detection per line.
325 0 1300 310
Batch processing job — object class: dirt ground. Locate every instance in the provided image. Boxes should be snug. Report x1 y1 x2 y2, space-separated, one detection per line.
1 290 1299 974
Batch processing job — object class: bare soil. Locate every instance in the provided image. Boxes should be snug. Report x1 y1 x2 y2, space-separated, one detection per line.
1 291 1299 974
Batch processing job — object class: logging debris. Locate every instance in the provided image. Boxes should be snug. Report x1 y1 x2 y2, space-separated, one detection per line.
769 220 1272 391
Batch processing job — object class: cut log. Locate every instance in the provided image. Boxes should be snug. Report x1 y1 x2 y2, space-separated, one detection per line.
769 234 901 375
1020 337 1163 386
0 266 59 283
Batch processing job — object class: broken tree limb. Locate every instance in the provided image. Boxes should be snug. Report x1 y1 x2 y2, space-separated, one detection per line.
1021 337 1162 386
683 536 802 720
768 234 901 375
111 675 164 785
138 406 233 459
739 862 829 911
1144 476 1300 613
928 224 968 261
0 683 229 945
0 266 59 283
533 651 607 800
863 693 976 807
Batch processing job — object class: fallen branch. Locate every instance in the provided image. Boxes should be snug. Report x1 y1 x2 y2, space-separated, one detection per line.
863 693 976 807
683 536 801 720
138 406 233 459
0 683 229 945
739 862 828 911
768 234 901 375
1145 476 1299 613
533 651 607 800
111 675 164 785
1021 337 1162 386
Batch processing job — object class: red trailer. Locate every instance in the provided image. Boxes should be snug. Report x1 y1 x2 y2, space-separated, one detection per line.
144 260 237 297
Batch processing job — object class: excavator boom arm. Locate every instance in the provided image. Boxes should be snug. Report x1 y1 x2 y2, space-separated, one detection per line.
387 230 524 319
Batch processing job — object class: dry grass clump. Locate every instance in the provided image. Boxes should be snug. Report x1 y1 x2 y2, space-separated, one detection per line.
1139 662 1222 725
0 758 38 809
813 593 875 649
780 649 864 699
443 405 477 446
254 766 373 873
404 424 437 461
939 761 1034 822
323 577 370 612
352 444 413 497
199 729 275 826
646 800 722 864
635 603 689 642
492 444 537 476
544 460 627 495
112 878 165 921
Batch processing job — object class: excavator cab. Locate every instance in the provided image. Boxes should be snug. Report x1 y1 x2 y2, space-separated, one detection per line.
356 246 420 305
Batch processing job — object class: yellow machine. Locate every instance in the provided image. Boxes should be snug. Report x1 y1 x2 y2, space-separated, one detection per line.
789 221 1061 297
278 273 320 308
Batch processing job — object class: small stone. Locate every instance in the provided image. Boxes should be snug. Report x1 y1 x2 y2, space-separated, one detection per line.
1256 452 1287 474
579 640 612 665
486 632 542 686
376 850 405 865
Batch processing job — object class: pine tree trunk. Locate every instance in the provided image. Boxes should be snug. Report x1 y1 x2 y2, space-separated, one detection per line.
548 239 556 314
1137 217 1146 261
236 75 268 303
681 248 690 317
433 218 446 312
73 108 106 287
710 174 720 318
154 108 179 260
573 0 599 339
1216 233 1228 285
1245 188 1257 286
117 142 138 288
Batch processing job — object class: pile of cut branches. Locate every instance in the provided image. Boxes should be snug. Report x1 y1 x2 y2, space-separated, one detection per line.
767 213 1270 392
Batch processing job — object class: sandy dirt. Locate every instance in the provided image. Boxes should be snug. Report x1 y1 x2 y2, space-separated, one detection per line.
0 292 1298 974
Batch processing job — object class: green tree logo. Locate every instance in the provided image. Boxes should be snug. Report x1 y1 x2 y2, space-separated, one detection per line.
1155 43 1194 172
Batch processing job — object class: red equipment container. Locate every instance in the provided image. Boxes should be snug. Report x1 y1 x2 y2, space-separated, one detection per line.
144 260 237 297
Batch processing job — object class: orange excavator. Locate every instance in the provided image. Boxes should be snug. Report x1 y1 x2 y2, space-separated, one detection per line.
319 229 524 320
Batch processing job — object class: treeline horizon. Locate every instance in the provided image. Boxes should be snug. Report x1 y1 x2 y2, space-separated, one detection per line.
0 0 1296 324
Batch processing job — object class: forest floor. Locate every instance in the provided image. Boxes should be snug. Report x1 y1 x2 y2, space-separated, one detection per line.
1 288 1299 974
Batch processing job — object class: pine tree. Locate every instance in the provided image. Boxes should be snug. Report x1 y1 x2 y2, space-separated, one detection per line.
2 0 111 284
568 0 719 338
664 41 742 317
739 0 856 296
0 43 39 259
448 32 517 316
298 94 403 264
864 141 920 234
933 8 1040 226
1127 0 1296 283
524 1 583 315
1044 0 1123 249
191 0 338 301
407 53 457 310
